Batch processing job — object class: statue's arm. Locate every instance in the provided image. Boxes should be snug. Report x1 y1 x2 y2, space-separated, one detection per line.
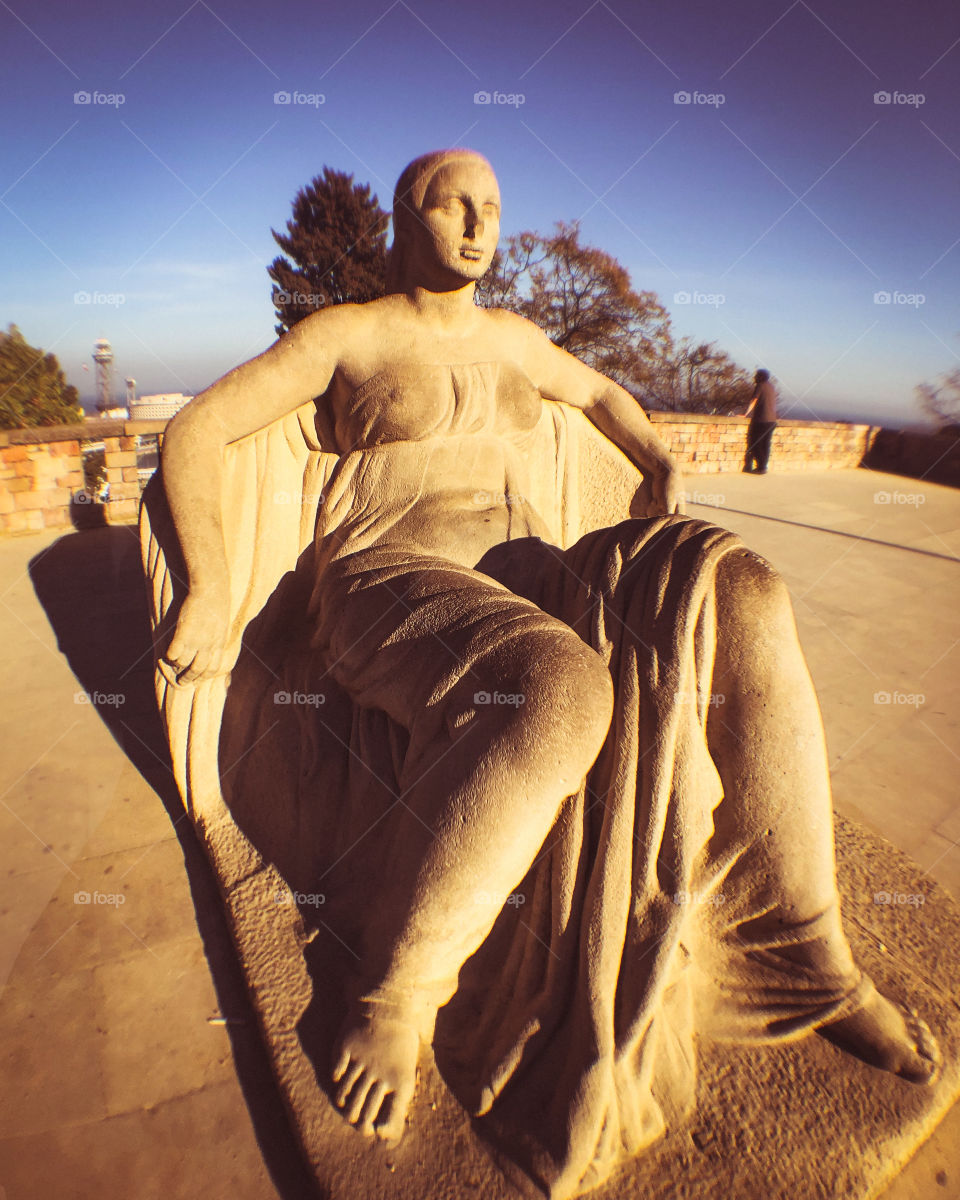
503 313 685 517
160 306 355 683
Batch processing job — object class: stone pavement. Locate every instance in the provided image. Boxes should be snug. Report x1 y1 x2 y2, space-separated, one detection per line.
0 466 957 1200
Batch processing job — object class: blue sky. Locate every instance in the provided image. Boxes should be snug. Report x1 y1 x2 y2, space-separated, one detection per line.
1 0 958 426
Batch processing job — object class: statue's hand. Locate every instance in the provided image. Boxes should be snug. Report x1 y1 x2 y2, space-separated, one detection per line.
161 585 234 685
645 461 686 517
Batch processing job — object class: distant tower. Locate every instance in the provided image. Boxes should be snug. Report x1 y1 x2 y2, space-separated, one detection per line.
126 377 137 408
93 338 114 414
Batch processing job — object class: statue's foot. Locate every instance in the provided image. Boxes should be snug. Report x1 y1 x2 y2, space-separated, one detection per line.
331 1006 421 1143
819 987 940 1084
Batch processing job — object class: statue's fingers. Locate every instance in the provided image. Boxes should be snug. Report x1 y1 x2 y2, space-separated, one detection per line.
179 647 214 683
160 646 199 687
157 659 180 687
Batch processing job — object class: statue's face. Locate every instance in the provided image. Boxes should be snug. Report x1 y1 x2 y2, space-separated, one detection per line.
416 157 501 282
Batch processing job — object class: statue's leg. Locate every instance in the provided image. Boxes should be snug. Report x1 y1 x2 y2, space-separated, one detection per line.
701 546 938 1081
323 557 614 1141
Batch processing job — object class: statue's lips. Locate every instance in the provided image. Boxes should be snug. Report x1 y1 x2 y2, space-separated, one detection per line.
460 247 483 260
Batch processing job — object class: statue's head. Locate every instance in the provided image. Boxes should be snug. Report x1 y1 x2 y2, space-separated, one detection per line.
386 149 500 293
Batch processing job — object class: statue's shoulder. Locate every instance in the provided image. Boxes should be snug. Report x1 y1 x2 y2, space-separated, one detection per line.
477 305 545 349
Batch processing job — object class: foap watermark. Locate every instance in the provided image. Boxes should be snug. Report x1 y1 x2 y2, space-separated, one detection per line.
673 890 726 907
74 290 125 307
873 490 925 506
873 290 925 308
674 290 725 308
274 690 326 707
474 690 526 707
674 90 725 107
275 890 325 907
684 489 725 507
273 90 325 107
473 490 527 507
873 690 925 708
75 690 126 707
874 890 925 907
74 90 125 107
74 889 126 906
274 289 326 307
474 890 526 907
675 689 725 708
873 90 925 107
473 90 525 107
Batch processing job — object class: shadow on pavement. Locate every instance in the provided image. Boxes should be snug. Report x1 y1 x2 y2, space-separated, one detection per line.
28 524 323 1200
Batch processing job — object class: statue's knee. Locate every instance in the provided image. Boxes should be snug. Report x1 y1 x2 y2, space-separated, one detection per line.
717 548 793 632
521 633 613 752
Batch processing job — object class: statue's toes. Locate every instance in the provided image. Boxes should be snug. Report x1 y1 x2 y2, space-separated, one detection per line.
334 1060 364 1109
344 1072 377 1125
374 1089 410 1145
356 1080 389 1136
904 1013 941 1083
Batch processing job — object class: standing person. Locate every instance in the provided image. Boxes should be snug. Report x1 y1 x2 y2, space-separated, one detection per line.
744 368 778 473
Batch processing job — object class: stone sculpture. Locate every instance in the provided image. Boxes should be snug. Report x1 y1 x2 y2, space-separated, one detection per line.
146 149 938 1199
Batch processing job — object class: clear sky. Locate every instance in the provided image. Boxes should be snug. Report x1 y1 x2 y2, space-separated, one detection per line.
2 0 958 426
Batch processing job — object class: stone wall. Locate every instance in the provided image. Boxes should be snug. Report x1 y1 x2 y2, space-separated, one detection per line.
0 419 166 536
1 411 953 536
648 412 879 474
864 427 960 489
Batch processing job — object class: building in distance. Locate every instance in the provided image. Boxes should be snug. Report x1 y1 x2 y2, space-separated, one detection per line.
129 393 194 421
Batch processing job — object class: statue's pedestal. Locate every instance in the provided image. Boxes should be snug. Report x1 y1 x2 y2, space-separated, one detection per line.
209 812 959 1200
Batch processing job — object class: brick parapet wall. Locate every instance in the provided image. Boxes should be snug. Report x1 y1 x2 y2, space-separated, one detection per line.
1 413 953 536
0 419 166 536
647 412 879 474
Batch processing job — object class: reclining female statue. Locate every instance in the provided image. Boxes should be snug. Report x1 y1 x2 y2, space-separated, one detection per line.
158 149 937 1198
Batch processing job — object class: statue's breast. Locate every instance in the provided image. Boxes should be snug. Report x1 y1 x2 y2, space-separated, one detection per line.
335 361 542 451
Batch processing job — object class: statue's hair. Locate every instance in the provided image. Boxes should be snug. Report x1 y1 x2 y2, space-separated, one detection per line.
385 149 495 294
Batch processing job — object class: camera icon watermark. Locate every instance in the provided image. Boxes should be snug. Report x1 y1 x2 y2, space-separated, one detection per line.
275 890 325 906
74 889 126 906
74 90 125 107
273 90 325 107
674 90 725 107
873 90 924 107
274 690 326 707
873 890 925 907
683 489 725 507
74 290 125 307
473 690 526 707
873 689 925 708
673 290 724 308
473 89 525 107
873 490 925 506
274 289 326 307
75 690 126 707
873 290 924 308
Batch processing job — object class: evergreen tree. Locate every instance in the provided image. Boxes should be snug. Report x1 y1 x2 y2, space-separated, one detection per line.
267 167 389 336
0 324 82 430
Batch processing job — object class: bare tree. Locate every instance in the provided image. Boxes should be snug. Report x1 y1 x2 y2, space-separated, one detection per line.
477 223 751 413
